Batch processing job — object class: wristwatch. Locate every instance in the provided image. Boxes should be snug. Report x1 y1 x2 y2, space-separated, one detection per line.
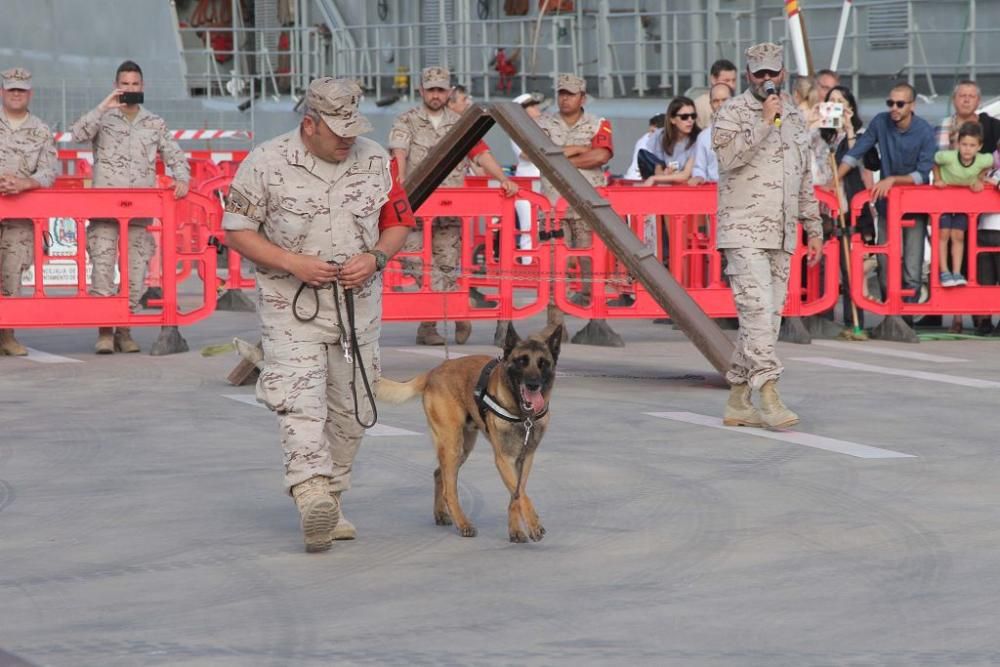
368 249 389 272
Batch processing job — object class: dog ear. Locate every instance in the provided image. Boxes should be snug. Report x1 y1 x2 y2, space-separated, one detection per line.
545 324 563 362
502 323 521 359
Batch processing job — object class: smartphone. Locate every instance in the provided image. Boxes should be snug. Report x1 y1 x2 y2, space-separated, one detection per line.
118 91 144 105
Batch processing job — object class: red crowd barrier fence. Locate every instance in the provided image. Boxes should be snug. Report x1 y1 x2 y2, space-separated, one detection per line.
0 188 218 329
849 185 1000 316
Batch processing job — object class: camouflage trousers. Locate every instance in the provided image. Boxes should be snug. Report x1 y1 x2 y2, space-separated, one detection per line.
0 219 33 297
547 216 593 326
256 337 381 493
724 247 791 389
87 219 157 312
401 216 461 291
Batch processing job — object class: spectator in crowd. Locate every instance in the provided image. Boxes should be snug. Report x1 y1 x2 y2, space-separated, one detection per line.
222 78 416 552
935 80 1000 334
932 123 992 296
793 76 819 119
936 80 1000 153
510 92 545 248
536 74 618 345
689 83 733 185
71 60 190 354
641 96 699 186
447 84 473 114
975 149 1000 336
837 83 937 324
815 69 840 103
389 66 516 346
713 42 823 429
820 85 879 326
695 59 738 128
622 113 665 181
0 67 58 357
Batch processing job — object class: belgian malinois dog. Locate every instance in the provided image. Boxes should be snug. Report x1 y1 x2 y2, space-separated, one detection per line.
377 324 562 542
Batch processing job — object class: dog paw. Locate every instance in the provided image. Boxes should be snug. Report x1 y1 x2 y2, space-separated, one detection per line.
509 530 528 543
528 525 545 542
434 512 453 526
458 524 477 537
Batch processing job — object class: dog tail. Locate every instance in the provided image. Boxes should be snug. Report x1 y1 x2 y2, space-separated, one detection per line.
376 374 429 404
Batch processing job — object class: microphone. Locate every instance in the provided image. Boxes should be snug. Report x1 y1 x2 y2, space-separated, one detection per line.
763 80 781 128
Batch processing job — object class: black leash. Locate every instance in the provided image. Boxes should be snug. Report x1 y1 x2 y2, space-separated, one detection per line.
292 275 378 429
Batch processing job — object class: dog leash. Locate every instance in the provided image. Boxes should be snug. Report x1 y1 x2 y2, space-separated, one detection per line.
292 274 378 429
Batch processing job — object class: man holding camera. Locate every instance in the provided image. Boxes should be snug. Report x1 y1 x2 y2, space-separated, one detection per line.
0 67 58 356
71 60 190 354
712 43 823 429
223 78 415 553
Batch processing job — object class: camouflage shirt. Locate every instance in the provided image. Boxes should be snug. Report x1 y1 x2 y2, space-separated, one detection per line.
712 89 821 253
536 110 613 209
0 110 57 186
388 105 487 187
70 106 189 188
222 129 393 345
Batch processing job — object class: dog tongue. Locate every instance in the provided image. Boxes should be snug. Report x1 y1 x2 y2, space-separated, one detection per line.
520 386 545 414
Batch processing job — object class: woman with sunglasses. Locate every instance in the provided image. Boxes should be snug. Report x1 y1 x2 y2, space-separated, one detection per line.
641 96 700 186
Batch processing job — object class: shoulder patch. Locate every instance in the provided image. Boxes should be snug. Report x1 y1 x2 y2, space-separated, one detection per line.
225 187 257 218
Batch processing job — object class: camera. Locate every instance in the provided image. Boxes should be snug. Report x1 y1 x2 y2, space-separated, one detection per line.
818 102 844 130
118 91 144 105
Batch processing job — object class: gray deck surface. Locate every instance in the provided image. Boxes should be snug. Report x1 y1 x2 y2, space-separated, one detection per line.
2 311 1000 666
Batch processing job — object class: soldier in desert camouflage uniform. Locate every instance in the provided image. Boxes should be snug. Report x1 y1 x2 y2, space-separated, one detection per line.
536 74 619 345
389 65 517 346
712 43 823 429
223 78 415 553
71 60 190 354
0 68 58 356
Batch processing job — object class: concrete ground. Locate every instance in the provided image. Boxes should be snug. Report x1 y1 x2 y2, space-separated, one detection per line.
3 311 1000 666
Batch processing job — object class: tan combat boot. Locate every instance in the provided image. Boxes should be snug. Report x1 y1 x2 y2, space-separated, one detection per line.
0 329 28 356
722 383 762 427
331 491 356 540
113 327 141 353
291 476 340 553
759 380 799 429
416 321 445 346
95 327 115 354
454 321 472 345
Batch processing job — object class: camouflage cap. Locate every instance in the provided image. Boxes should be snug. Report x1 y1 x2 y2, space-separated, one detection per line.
1 67 32 90
306 77 372 137
421 66 451 90
556 74 585 94
745 42 783 73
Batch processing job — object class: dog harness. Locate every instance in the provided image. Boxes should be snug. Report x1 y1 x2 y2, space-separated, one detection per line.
473 358 548 428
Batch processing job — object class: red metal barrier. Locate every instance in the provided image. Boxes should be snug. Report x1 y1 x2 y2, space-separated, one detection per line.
549 184 840 319
384 186 551 321
0 188 218 329
849 185 1000 315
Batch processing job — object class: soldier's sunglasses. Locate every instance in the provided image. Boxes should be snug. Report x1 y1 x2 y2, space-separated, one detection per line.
751 69 781 79
673 113 696 121
885 99 910 108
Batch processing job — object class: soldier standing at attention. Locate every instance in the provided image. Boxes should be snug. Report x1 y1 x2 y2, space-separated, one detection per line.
223 78 416 553
0 67 57 356
712 43 823 429
389 66 517 346
71 60 190 354
536 74 619 345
